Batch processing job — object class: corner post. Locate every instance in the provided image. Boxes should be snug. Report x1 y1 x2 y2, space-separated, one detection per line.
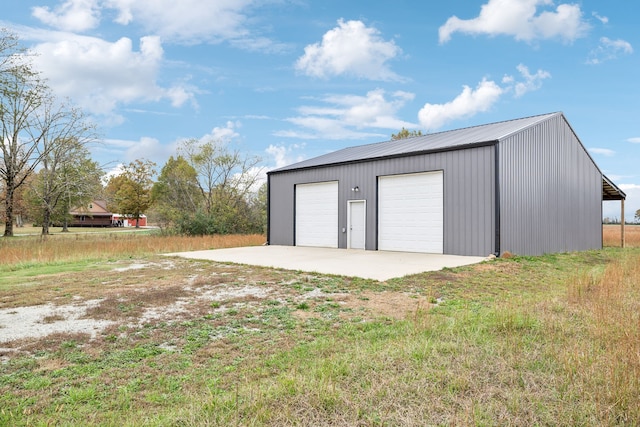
621 199 625 248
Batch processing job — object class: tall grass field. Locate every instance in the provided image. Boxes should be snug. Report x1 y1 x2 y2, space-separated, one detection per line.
0 230 265 266
603 223 640 247
0 229 639 425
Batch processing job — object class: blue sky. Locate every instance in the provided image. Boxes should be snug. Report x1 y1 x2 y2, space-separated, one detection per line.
2 0 638 220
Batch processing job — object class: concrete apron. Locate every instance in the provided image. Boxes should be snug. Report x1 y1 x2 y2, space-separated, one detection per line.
166 245 488 281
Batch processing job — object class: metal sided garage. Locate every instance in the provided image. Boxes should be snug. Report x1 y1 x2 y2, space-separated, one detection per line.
267 112 625 257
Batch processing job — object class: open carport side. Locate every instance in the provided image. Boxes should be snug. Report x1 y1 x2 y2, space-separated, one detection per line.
165 245 488 281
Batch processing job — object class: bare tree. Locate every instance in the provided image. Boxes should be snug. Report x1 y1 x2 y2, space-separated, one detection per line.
28 101 99 235
0 29 55 236
179 138 262 215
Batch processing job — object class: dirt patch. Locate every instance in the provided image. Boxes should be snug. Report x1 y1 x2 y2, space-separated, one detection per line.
471 260 522 274
342 291 432 319
0 300 115 344
292 290 432 321
0 257 432 360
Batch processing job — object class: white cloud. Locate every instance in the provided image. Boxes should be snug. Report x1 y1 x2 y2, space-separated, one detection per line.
277 89 417 140
103 163 126 183
418 64 550 130
592 12 608 25
102 137 177 166
605 174 625 182
603 184 640 222
418 79 503 130
588 147 615 157
102 121 242 172
104 0 280 49
124 137 174 164
620 184 640 203
281 117 386 140
587 37 633 64
627 138 640 144
266 144 306 169
503 64 551 97
29 1 288 51
272 129 323 140
295 19 403 81
439 0 590 43
234 166 267 193
32 0 101 32
28 33 196 118
200 121 241 143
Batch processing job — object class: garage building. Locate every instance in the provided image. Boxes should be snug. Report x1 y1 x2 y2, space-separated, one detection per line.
267 112 625 256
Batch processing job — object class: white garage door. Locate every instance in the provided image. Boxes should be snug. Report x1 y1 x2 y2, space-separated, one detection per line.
378 171 443 253
295 181 339 248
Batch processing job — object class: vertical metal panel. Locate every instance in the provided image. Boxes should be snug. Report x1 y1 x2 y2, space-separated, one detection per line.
268 145 495 256
268 173 295 245
498 114 602 255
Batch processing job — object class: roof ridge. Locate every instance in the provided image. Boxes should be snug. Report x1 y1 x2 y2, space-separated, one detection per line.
333 111 561 149
269 112 564 174
422 111 561 138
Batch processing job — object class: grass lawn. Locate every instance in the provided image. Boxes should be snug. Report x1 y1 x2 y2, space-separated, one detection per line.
0 234 639 425
0 225 156 236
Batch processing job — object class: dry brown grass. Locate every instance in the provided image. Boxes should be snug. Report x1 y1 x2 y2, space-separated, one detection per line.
603 224 640 247
567 254 640 423
0 232 265 267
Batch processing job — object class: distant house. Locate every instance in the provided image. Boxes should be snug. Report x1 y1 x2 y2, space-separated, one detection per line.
69 200 148 227
69 200 113 227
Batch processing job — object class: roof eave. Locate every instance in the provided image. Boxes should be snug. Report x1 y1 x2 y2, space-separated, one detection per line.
603 175 626 200
268 140 499 175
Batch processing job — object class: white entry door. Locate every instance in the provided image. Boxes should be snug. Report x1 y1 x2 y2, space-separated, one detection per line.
378 171 443 253
348 200 366 249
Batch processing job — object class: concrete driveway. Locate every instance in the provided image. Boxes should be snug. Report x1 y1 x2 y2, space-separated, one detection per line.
166 245 487 281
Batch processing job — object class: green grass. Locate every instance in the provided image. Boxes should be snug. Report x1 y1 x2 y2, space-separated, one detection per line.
0 244 639 425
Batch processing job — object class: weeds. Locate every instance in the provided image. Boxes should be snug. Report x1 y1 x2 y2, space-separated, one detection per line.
0 232 265 268
1 234 639 425
566 255 640 423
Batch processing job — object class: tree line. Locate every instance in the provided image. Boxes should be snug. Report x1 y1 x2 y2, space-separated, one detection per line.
103 141 266 235
0 29 266 237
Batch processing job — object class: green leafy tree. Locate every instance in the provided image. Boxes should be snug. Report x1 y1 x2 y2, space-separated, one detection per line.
151 156 202 229
391 127 423 140
179 138 262 216
27 155 102 233
59 158 103 231
248 182 268 233
106 159 156 228
635 209 640 224
176 138 264 234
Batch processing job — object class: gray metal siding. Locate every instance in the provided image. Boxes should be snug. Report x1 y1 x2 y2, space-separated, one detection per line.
499 115 602 255
269 145 495 256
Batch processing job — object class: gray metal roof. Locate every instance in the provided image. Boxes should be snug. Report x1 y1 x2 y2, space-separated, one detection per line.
270 112 561 173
